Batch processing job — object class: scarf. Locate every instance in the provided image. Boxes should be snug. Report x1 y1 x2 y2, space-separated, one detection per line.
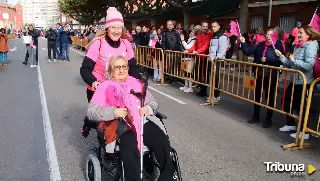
295 40 310 50
262 41 272 57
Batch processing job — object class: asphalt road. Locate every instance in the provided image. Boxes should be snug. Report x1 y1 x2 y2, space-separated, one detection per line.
0 37 320 181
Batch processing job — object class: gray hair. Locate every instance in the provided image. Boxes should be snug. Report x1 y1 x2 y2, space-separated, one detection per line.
105 55 129 79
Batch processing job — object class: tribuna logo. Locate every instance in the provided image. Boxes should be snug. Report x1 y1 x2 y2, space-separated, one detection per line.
264 162 305 176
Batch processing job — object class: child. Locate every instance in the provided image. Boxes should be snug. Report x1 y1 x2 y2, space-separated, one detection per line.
149 30 161 82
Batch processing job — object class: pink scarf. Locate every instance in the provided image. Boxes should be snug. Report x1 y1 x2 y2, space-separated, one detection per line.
93 76 150 151
295 40 310 50
262 41 272 57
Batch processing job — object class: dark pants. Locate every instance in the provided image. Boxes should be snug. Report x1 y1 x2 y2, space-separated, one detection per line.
254 76 277 120
284 83 310 131
48 41 57 60
36 43 38 65
120 121 175 181
198 60 220 98
86 89 94 103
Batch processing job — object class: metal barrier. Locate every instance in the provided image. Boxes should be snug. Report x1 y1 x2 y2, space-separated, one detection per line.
71 36 88 48
135 46 165 85
163 50 215 105
214 59 307 146
283 78 320 150
8 34 16 39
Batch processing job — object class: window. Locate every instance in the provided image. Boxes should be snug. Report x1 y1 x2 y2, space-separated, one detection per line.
280 14 296 34
251 16 264 30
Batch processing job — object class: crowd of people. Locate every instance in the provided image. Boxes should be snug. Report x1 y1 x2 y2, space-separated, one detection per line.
123 19 320 140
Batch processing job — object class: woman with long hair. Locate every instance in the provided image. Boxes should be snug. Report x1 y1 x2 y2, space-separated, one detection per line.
275 25 320 139
80 7 141 137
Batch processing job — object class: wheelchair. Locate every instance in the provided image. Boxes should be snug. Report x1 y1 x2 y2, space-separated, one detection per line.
85 112 182 181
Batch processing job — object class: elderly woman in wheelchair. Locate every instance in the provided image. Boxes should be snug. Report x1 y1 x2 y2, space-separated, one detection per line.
86 55 180 181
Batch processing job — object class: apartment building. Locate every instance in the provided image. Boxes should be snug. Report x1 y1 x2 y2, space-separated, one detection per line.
21 0 59 28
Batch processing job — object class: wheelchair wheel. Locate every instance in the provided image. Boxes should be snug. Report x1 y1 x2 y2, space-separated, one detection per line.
171 148 182 181
143 153 160 180
86 154 102 181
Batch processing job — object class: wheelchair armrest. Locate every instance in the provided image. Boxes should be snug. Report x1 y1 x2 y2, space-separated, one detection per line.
155 112 167 120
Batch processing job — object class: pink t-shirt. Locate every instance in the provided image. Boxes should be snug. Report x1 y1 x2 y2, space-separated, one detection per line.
29 36 36 49
86 38 134 90
291 27 299 45
255 34 266 45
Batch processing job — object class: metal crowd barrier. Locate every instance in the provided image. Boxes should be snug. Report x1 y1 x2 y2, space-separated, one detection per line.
283 78 320 150
135 46 165 85
71 36 88 48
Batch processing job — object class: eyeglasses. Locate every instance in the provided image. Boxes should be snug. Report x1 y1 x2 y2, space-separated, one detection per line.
109 26 123 31
113 65 129 71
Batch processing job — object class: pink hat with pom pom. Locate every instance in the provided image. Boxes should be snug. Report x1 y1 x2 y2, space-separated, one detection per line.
105 7 124 28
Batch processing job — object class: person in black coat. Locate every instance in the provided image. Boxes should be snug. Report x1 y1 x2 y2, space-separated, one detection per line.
240 28 284 128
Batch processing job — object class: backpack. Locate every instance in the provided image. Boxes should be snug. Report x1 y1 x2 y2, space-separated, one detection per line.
48 30 57 41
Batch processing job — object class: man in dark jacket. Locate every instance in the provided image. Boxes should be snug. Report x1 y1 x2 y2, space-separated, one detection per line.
45 25 57 63
161 20 183 84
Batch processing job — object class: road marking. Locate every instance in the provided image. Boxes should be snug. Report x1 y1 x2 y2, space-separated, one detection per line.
70 47 85 56
148 86 186 105
37 62 61 181
9 47 17 51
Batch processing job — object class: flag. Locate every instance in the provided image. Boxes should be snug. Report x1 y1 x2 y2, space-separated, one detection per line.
269 32 278 48
311 13 320 32
230 21 240 37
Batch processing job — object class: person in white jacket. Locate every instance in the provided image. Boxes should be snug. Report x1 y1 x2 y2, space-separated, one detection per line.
179 25 201 93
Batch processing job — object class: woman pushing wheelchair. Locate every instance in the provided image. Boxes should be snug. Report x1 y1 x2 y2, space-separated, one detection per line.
87 55 178 181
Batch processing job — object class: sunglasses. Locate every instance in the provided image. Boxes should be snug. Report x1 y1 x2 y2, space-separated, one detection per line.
113 65 129 71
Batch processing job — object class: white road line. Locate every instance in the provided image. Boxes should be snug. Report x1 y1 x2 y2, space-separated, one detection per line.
37 63 61 181
70 47 85 56
148 86 186 105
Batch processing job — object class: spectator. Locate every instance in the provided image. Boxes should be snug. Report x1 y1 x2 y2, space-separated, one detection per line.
208 20 229 104
240 28 284 128
26 30 37 68
56 23 62 60
162 20 184 84
252 27 266 45
45 24 58 63
179 25 201 93
59 25 72 61
28 24 40 65
0 28 8 66
275 25 320 139
291 21 302 45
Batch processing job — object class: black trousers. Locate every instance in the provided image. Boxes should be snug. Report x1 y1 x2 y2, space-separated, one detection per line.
198 60 220 98
119 121 175 181
48 41 57 59
253 76 277 120
283 83 310 131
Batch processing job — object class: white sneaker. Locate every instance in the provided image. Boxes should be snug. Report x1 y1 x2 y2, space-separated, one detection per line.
184 87 193 93
290 132 309 140
47 59 51 63
53 59 56 63
216 96 221 101
214 97 220 104
279 125 296 132
30 65 34 68
179 86 187 91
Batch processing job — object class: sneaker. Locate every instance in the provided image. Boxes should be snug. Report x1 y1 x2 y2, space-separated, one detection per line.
179 86 187 91
33 65 37 68
213 97 220 104
53 59 56 63
279 125 296 132
30 65 34 68
47 59 51 63
216 96 221 101
184 87 193 93
290 132 309 140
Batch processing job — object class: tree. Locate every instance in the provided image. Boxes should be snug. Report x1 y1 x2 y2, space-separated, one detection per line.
239 0 248 33
161 0 208 31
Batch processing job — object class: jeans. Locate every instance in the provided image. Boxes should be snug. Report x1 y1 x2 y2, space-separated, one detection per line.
61 43 69 60
0 52 8 64
56 40 62 59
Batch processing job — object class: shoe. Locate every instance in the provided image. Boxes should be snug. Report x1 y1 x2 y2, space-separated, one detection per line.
22 61 27 65
30 65 34 68
290 132 309 140
33 65 37 68
179 86 187 91
213 97 220 104
3 64 7 66
279 125 296 132
184 87 193 93
248 116 260 124
262 119 272 128
47 59 51 63
53 59 56 63
81 117 91 138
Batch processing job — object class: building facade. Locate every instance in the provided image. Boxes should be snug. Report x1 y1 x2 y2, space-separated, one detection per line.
0 3 23 30
21 0 59 28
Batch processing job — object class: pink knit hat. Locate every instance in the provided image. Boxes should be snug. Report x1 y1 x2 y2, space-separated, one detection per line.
105 7 124 28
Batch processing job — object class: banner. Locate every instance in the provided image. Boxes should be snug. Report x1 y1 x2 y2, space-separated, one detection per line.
311 13 320 32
